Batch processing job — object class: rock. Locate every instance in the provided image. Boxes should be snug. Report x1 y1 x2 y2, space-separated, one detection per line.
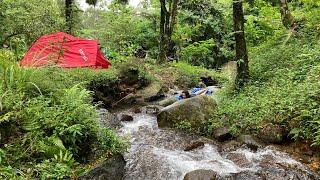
222 171 264 180
131 107 142 114
97 108 121 129
157 95 216 132
79 154 126 180
184 169 219 180
144 105 163 115
237 135 262 152
158 96 178 107
184 141 205 151
200 76 219 86
226 152 253 168
145 94 165 102
256 149 319 180
136 83 167 102
219 140 243 152
213 127 233 142
257 123 286 144
121 114 134 122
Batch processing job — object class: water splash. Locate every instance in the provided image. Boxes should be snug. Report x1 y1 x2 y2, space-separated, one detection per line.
111 109 317 180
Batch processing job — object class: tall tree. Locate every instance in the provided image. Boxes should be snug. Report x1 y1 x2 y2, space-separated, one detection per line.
279 0 296 29
233 0 249 89
159 0 179 63
65 0 74 34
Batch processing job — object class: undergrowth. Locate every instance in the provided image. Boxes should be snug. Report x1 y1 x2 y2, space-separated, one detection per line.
208 28 320 145
0 50 126 179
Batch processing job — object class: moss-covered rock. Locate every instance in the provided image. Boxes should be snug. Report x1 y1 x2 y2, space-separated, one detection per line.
157 95 216 132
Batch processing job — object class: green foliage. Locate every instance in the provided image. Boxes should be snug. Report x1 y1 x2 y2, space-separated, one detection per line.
209 26 320 142
176 0 233 69
0 0 64 58
81 6 158 59
172 62 228 88
181 39 231 69
0 51 126 179
116 58 152 87
243 0 282 45
174 121 192 132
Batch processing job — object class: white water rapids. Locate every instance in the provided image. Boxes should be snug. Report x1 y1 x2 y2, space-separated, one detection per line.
113 109 316 180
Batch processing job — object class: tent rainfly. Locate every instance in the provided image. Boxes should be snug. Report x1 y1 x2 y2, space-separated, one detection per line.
20 32 110 69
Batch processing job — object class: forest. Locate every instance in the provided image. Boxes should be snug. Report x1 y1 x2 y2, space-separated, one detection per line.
1 0 320 179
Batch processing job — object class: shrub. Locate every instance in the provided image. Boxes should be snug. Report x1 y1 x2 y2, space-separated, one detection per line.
181 39 231 69
0 50 126 178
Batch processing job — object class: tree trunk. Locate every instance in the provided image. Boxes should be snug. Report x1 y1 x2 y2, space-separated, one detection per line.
159 0 167 63
158 0 179 63
233 0 249 89
279 0 295 29
65 0 73 34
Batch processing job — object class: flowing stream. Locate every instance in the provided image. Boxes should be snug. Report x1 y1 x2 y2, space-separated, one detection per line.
109 108 318 180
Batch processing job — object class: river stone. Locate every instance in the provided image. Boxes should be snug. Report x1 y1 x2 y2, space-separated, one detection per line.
121 114 134 122
184 141 205 151
184 169 218 180
157 95 216 131
219 140 243 152
237 135 262 152
158 96 178 107
97 108 121 129
79 154 126 180
221 171 264 180
213 127 233 142
131 107 142 114
226 152 253 168
256 123 286 144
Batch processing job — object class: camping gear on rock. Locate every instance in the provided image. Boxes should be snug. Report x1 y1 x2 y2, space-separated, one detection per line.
20 32 110 68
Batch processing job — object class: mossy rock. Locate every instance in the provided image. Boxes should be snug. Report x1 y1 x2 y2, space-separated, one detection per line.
157 95 216 132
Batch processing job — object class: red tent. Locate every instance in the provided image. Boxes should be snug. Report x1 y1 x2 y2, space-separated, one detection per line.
20 32 110 68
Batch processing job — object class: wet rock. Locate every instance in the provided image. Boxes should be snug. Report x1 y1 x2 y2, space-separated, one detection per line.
213 127 233 142
136 83 167 102
97 108 121 129
219 140 243 152
145 94 165 102
237 135 262 152
79 154 126 180
121 114 134 122
226 152 253 168
158 96 178 107
184 169 218 180
257 123 286 144
144 105 162 114
184 141 205 151
157 95 216 132
131 107 142 114
257 149 319 180
222 171 264 180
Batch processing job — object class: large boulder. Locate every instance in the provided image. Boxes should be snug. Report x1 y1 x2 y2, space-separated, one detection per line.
184 169 219 180
79 154 126 180
157 95 216 131
158 96 178 107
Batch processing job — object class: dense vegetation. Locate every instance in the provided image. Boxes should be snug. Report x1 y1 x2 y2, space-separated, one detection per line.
1 0 320 178
208 0 320 145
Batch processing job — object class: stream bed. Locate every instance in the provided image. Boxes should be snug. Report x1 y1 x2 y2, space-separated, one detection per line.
99 108 318 180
